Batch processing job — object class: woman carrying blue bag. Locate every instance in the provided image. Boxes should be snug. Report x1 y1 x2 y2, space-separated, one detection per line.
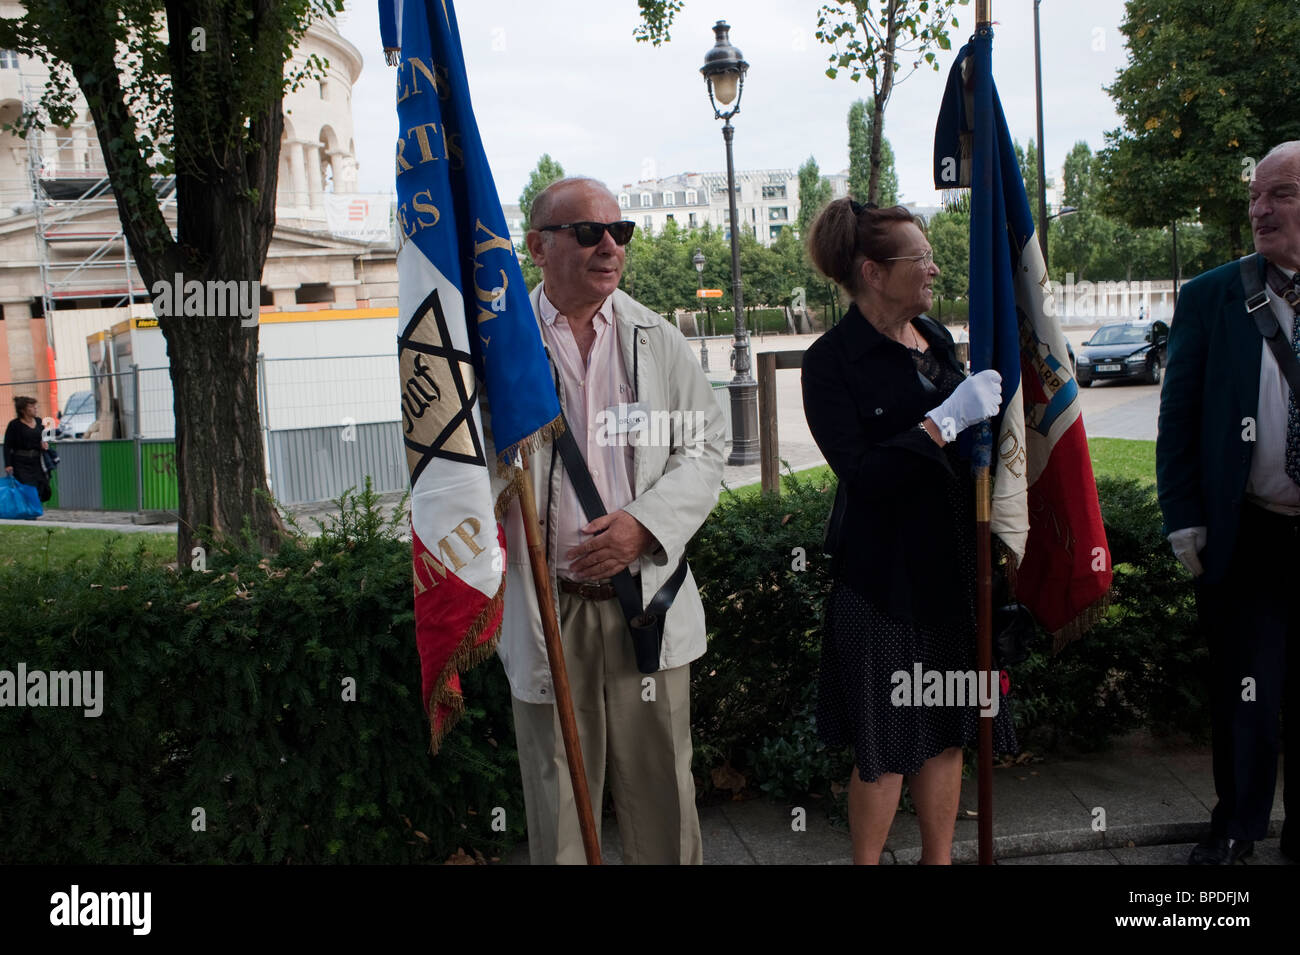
3 394 50 518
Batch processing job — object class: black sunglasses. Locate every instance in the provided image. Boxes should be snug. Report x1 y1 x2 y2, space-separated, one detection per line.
537 220 636 247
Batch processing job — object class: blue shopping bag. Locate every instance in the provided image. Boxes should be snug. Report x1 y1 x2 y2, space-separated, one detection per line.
0 475 42 519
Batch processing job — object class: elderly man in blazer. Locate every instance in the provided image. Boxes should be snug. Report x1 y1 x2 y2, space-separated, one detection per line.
498 177 725 864
1157 141 1300 865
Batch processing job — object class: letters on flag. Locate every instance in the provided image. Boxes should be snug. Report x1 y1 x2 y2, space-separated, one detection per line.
384 0 561 750
934 26 1111 646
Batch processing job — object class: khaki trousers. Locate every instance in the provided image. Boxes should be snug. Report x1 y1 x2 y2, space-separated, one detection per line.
512 591 702 865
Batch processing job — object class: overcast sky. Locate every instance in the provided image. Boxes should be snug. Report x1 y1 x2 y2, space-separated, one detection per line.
336 0 1132 206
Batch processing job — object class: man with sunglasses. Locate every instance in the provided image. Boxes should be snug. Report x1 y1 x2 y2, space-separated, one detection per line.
500 177 726 864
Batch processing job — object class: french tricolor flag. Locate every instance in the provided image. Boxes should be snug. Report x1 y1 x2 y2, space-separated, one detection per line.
935 26 1112 645
384 0 561 749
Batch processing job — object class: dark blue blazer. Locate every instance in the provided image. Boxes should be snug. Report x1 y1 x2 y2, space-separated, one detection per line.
1156 256 1271 585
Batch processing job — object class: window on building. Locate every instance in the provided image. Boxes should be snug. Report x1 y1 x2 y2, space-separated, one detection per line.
762 184 786 199
689 212 697 228
769 225 784 239
644 215 652 232
686 189 698 205
769 207 788 221
296 283 336 305
640 192 652 207
665 213 675 223
0 50 18 69
751 207 757 222
618 193 630 209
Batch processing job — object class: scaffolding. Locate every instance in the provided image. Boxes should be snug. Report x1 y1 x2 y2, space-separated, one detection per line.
21 71 176 324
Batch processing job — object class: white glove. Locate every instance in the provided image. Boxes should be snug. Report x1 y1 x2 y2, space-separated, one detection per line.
1167 526 1206 577
926 369 1003 442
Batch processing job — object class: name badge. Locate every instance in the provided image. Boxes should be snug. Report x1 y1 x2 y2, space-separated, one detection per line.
607 401 649 437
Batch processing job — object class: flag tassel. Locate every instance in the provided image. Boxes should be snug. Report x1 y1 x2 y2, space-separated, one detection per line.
518 452 602 865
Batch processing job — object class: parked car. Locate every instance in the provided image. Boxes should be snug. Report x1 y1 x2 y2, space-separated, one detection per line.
54 390 96 438
1075 321 1168 386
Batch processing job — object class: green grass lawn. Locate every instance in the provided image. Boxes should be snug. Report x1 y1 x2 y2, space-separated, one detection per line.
1087 437 1156 484
0 525 177 573
0 436 1155 570
726 437 1156 500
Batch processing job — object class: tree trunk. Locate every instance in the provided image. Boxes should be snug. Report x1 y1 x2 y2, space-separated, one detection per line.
867 2 900 205
60 1 288 564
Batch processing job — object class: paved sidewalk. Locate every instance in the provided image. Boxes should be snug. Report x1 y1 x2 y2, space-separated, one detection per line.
503 735 1291 865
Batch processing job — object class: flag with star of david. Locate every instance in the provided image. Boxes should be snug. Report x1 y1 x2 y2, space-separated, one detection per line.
383 0 561 751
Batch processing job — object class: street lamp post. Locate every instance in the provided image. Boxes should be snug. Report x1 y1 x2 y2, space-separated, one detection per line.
693 247 708 372
700 20 759 467
1043 204 1078 274
1034 0 1050 266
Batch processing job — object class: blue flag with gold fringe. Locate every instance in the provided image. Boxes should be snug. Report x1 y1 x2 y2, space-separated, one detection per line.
382 0 561 750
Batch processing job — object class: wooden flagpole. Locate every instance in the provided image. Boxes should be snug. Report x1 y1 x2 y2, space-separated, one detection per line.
975 0 995 869
518 453 602 865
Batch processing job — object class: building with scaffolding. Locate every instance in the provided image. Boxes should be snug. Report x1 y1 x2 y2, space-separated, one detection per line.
0 6 400 434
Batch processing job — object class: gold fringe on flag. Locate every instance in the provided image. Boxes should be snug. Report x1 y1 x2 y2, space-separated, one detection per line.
1050 590 1111 655
494 415 565 480
427 578 506 754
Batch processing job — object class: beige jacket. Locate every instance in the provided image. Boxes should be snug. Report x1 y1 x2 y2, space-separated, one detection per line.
498 286 726 704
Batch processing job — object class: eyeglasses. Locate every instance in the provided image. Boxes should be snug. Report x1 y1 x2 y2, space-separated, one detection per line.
884 249 935 268
537 220 636 247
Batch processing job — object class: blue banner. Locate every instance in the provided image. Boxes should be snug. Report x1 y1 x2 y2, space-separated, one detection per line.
389 0 559 466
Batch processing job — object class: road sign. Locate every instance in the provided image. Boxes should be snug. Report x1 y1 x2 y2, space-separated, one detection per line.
696 289 723 299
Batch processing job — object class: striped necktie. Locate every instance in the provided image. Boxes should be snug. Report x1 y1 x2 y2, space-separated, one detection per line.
1267 265 1300 485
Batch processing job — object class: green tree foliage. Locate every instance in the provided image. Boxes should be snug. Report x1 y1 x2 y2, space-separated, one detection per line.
927 200 970 310
1014 138 1042 238
1050 141 1215 284
519 153 566 232
848 98 898 206
1095 0 1300 256
796 156 833 237
818 1 966 204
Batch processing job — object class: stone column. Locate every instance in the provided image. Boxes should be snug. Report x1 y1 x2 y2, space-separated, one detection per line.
331 279 360 308
328 151 347 193
304 143 323 209
287 141 308 211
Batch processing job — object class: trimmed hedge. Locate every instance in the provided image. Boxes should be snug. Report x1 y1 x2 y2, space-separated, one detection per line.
0 485 524 864
0 471 1204 862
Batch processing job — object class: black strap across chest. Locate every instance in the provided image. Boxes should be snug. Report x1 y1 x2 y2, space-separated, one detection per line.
1240 253 1300 397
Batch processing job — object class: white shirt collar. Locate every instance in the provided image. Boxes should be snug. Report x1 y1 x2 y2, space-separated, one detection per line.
538 287 614 327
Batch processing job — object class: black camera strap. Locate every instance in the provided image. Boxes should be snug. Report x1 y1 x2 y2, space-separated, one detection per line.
552 412 688 649
1240 253 1300 396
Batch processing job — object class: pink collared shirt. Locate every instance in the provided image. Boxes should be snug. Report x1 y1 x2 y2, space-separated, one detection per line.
538 288 638 577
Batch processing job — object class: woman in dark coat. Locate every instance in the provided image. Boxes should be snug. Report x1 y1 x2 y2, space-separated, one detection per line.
4 395 51 503
800 199 1017 864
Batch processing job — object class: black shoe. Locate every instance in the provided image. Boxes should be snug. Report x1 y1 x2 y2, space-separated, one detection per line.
1188 837 1254 865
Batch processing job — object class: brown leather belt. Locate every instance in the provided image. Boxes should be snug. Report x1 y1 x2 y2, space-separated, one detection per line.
558 577 617 601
